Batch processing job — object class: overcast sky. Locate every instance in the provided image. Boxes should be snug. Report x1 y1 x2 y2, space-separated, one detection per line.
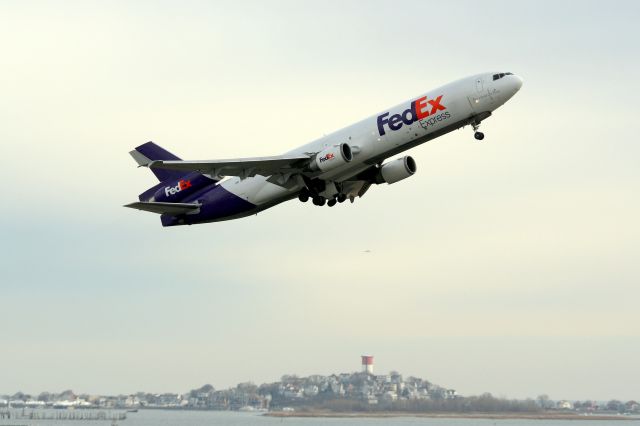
1 0 639 401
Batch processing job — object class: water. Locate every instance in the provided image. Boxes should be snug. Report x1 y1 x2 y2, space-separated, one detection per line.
0 410 637 426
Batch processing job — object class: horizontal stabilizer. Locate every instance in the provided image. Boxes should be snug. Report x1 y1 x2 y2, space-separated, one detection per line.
124 201 200 215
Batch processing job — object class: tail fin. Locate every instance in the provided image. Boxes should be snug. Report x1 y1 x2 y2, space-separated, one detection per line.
130 141 185 182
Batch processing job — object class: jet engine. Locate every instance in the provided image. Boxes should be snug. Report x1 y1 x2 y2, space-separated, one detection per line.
308 143 353 172
379 156 416 184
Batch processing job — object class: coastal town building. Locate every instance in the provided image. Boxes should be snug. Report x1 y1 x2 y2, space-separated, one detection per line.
1 357 638 415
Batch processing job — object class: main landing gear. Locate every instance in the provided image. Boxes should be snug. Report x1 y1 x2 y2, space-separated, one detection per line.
472 121 484 140
312 196 326 206
298 189 327 206
298 188 348 207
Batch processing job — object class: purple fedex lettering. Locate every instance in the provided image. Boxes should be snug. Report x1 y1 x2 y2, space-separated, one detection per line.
377 95 446 136
388 114 403 130
377 112 391 136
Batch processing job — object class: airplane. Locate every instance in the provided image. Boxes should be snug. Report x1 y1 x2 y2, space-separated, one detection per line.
125 71 523 226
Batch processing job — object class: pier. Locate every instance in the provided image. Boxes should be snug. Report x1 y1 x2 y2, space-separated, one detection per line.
0 409 126 421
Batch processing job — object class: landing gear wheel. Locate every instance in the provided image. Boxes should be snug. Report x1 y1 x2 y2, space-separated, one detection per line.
472 121 484 141
327 199 337 207
312 196 326 206
298 193 309 202
337 194 347 203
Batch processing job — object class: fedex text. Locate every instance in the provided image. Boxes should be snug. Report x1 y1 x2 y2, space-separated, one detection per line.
377 95 446 136
165 179 192 197
319 153 335 163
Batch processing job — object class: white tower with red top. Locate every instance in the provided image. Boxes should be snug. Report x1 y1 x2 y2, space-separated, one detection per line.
361 355 374 374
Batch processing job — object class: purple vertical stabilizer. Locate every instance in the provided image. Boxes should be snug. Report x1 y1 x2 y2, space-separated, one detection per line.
133 141 185 182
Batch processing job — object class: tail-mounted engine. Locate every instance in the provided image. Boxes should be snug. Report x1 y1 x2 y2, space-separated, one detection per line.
147 172 216 202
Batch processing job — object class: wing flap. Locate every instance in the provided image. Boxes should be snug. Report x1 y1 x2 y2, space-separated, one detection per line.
124 201 200 215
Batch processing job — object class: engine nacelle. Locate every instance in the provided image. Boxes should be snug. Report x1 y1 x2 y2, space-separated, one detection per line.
379 156 416 184
309 143 353 172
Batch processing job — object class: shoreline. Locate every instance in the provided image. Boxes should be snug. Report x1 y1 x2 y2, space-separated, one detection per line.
264 411 638 420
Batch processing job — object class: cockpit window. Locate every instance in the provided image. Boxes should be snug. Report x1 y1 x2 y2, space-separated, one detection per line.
493 72 513 81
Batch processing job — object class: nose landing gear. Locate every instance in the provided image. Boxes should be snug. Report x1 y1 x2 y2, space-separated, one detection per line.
472 121 484 140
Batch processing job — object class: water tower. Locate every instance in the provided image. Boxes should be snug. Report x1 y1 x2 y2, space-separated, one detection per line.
361 355 374 374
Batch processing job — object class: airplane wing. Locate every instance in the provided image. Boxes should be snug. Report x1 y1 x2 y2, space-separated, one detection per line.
124 201 200 215
148 155 311 179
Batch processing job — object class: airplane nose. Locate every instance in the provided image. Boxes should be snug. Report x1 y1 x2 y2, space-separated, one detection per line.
513 75 523 91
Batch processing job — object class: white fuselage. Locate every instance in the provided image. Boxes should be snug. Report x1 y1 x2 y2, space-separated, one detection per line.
220 72 523 209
